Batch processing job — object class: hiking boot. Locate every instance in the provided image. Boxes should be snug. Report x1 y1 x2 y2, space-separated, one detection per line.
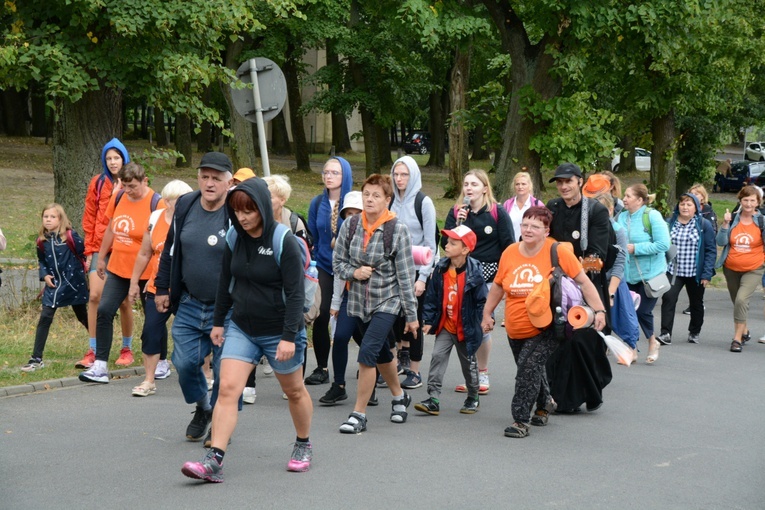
390 392 412 423
21 358 44 372
319 383 348 405
304 367 329 385
401 370 422 389
242 387 257 405
181 450 223 483
687 333 700 344
75 348 95 369
414 397 440 416
530 409 549 426
79 365 109 384
460 396 479 414
339 412 367 434
186 407 212 441
115 347 134 366
657 333 671 345
287 441 312 472
154 359 171 379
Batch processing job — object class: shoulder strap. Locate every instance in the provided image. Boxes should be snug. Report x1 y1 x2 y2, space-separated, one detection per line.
150 192 161 212
290 211 298 233
148 209 163 232
36 237 45 253
382 218 398 259
348 214 361 244
490 203 498 223
271 223 291 268
114 189 125 208
414 191 425 228
580 197 589 252
642 208 653 238
225 226 238 251
550 241 560 270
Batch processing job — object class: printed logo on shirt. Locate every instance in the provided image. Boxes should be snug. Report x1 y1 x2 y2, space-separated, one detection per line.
258 246 274 256
733 231 755 253
218 229 227 238
113 215 136 246
446 280 458 320
505 263 544 298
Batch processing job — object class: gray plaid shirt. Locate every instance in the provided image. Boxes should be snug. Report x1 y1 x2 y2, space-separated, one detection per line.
333 216 418 323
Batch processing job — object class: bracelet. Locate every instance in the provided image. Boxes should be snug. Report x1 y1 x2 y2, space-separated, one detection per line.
594 310 606 315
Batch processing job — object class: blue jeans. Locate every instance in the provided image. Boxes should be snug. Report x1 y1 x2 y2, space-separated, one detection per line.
627 282 659 340
171 293 231 406
222 321 307 374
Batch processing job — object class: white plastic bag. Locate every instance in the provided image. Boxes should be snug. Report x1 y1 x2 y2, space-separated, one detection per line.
329 315 337 341
598 331 634 366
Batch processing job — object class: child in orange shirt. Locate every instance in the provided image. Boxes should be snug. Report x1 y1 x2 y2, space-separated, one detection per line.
415 225 487 415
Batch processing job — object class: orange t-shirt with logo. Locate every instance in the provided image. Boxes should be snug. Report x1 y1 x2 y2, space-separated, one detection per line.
145 209 171 294
725 221 765 272
105 190 164 279
442 267 461 335
494 237 582 340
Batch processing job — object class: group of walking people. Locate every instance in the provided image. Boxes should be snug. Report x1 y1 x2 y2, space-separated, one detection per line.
18 135 765 484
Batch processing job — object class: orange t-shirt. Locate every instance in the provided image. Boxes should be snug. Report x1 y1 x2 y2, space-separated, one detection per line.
105 190 164 279
494 237 582 340
442 267 461 335
725 221 765 272
145 209 171 294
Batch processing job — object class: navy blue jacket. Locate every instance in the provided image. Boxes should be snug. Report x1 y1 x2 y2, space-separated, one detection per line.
422 256 487 356
668 193 716 282
37 230 88 308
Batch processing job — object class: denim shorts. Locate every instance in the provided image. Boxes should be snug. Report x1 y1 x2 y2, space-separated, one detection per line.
221 320 306 374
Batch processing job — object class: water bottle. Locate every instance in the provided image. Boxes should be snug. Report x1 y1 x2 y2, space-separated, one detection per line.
553 306 566 341
304 261 319 312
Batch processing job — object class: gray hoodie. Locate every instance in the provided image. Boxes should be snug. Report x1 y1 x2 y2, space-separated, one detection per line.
390 155 437 281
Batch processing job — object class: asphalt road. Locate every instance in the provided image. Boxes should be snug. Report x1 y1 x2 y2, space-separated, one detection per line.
2 288 764 509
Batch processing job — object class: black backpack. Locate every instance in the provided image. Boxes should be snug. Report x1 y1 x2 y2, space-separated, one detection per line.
389 190 439 247
290 210 314 249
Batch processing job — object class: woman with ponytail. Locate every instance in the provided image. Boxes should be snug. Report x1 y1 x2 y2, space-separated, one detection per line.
306 157 354 385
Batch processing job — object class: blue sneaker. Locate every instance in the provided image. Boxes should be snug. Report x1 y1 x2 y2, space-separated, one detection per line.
181 450 223 483
376 374 388 388
401 370 422 389
79 365 109 384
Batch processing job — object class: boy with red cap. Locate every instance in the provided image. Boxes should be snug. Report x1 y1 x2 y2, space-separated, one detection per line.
415 225 488 415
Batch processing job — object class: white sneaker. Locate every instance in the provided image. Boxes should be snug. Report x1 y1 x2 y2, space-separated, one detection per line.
242 387 257 404
758 334 765 344
207 378 214 391
261 356 274 375
478 371 490 395
154 359 171 380
78 365 109 384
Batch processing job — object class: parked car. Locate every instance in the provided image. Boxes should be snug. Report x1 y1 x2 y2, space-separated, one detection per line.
403 132 431 155
611 147 651 172
745 142 765 161
714 160 765 192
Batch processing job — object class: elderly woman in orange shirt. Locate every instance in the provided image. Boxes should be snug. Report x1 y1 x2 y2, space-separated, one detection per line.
482 207 605 439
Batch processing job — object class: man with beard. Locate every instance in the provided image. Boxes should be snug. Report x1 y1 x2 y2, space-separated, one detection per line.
545 163 614 414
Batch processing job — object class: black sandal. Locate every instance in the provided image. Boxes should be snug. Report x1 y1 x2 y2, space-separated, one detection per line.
504 422 530 438
730 340 742 353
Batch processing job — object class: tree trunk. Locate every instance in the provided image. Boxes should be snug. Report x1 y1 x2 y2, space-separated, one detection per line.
327 39 352 153
376 123 392 170
616 136 636 173
650 110 677 212
221 39 256 171
482 2 562 200
175 113 192 167
140 102 148 139
53 88 122 230
284 44 311 171
425 90 447 169
154 108 168 147
471 123 490 160
30 86 48 137
1 87 30 136
448 46 471 197
349 0 379 175
271 110 292 155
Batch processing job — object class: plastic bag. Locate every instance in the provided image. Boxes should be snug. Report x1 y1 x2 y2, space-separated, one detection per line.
598 331 634 366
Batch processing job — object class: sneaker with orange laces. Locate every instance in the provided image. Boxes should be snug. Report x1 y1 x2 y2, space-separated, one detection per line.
115 347 134 366
75 348 95 369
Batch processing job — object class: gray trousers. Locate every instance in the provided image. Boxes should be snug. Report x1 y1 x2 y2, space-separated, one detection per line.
426 330 479 399
723 265 765 324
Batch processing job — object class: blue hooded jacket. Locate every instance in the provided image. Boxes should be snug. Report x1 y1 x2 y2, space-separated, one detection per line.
667 193 716 282
617 204 671 284
308 156 354 274
37 230 88 308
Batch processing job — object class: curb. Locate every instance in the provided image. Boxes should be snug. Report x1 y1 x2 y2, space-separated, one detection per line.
1 366 147 397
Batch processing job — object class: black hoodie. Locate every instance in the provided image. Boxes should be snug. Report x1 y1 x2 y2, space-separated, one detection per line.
213 178 304 342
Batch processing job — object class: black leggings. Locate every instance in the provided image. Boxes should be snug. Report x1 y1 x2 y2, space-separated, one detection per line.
310 267 334 369
33 304 88 359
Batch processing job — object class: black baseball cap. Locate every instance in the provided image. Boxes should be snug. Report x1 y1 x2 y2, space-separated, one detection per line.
548 162 583 182
198 152 233 173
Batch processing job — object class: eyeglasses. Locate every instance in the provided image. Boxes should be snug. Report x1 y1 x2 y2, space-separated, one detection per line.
323 171 341 177
520 223 545 231
393 172 409 179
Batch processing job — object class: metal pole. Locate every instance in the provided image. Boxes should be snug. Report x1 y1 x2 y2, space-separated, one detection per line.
248 58 271 176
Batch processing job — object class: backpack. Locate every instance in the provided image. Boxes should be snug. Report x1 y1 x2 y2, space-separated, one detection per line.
642 208 677 263
114 189 162 211
36 230 87 274
346 214 398 261
549 242 583 342
414 191 440 247
225 223 321 324
289 210 314 250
